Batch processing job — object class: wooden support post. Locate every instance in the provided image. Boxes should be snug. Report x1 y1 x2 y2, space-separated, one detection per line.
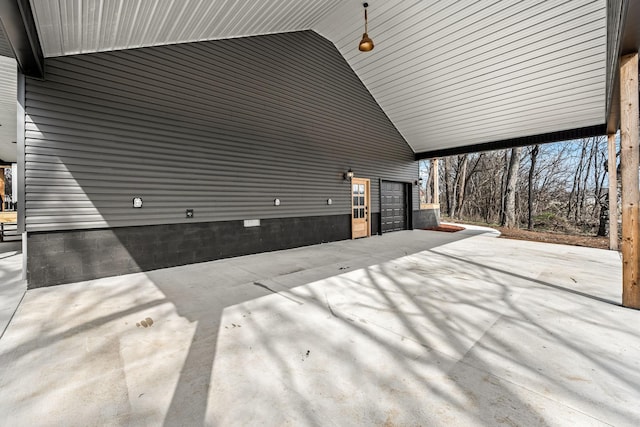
619 52 640 309
432 158 439 205
608 134 619 251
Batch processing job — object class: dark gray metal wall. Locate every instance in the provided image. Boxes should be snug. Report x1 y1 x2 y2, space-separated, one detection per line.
23 30 417 232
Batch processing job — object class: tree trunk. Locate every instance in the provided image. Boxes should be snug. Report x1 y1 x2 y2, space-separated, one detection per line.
501 147 523 228
527 145 539 230
459 154 483 218
579 139 595 224
598 193 608 236
567 141 586 220
424 161 433 203
571 140 588 223
432 158 440 205
444 157 452 216
499 150 509 223
455 155 468 219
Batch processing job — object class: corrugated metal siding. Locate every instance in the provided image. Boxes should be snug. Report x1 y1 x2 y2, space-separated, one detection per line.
24 30 417 232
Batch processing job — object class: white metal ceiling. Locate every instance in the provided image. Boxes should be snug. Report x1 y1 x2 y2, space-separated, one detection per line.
30 0 343 55
29 0 608 154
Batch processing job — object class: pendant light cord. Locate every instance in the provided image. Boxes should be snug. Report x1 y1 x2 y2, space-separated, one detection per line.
364 9 368 34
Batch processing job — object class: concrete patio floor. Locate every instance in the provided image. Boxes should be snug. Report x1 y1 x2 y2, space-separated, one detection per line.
0 240 25 339
0 228 638 426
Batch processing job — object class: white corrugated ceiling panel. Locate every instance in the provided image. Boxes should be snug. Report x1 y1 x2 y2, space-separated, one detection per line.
28 0 608 154
30 0 343 56
316 0 607 152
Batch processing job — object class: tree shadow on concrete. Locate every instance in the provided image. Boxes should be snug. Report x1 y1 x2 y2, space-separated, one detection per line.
149 230 475 426
0 230 474 425
3 231 637 425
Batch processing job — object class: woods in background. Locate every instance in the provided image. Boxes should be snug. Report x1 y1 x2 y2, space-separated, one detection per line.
420 136 615 235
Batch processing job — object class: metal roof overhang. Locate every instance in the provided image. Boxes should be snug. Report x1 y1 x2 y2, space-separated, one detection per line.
607 0 640 136
0 0 43 78
0 0 637 161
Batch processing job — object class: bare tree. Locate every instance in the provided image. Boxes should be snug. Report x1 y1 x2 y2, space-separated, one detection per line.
444 157 452 216
425 163 434 203
527 145 540 230
501 147 523 228
499 149 509 223
453 155 468 219
436 137 613 237
419 159 431 203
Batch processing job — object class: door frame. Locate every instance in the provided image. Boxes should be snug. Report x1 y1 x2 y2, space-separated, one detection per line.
351 177 371 239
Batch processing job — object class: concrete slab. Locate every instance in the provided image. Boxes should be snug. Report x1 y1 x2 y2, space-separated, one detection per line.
0 230 638 426
0 241 25 338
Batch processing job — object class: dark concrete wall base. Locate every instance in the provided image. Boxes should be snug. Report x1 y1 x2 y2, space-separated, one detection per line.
413 208 440 229
27 214 351 288
371 212 380 236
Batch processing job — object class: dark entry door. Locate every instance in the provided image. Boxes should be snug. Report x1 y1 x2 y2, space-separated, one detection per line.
381 181 407 233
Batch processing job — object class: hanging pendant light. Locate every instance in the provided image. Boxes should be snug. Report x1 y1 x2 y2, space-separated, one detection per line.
358 3 374 52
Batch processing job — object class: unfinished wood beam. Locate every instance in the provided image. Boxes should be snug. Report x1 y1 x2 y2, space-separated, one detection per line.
432 158 439 205
619 52 640 309
608 134 619 251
